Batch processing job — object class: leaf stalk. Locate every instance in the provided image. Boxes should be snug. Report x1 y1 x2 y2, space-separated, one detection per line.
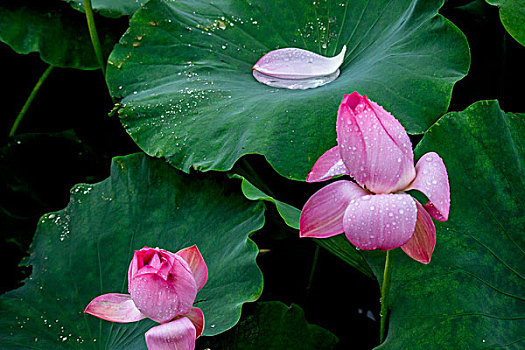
305 245 320 300
84 0 106 76
379 249 393 343
9 65 54 137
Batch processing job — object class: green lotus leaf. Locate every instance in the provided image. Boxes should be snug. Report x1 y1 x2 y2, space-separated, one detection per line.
106 0 469 180
0 0 118 69
62 0 148 18
198 301 338 349
0 153 264 349
486 0 525 46
367 100 525 348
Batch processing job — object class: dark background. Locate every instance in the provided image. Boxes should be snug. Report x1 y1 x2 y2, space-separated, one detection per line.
1 0 523 348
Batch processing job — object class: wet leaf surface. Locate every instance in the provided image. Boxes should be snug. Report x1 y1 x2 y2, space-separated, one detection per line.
107 0 469 179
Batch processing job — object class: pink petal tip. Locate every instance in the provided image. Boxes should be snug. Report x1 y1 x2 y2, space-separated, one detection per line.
185 307 205 338
407 152 450 221
176 245 208 291
401 201 436 264
300 180 368 238
84 293 146 323
306 146 349 182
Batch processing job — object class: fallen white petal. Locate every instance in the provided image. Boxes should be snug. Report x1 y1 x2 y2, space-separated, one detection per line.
253 45 346 80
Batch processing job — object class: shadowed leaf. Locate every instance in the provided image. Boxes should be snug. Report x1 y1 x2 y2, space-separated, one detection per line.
198 302 338 349
0 0 119 69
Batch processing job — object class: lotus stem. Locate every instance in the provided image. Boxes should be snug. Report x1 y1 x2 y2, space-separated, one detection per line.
379 249 393 343
9 65 54 137
84 0 106 76
305 245 320 299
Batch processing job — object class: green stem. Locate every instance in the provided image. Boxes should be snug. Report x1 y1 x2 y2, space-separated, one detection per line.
9 65 54 137
84 0 106 76
379 250 393 343
305 245 320 297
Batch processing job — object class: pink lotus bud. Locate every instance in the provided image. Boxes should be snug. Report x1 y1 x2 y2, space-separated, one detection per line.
337 92 416 194
128 247 198 323
85 245 207 349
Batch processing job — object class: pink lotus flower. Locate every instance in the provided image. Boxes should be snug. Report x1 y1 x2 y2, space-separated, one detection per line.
300 92 450 263
85 246 208 350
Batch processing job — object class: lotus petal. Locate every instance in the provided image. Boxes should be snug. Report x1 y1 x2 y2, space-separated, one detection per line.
300 180 368 238
84 293 146 323
185 307 205 338
343 193 417 250
401 201 436 264
253 46 346 79
406 152 450 221
176 245 208 291
337 92 416 194
306 146 349 182
145 317 196 350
